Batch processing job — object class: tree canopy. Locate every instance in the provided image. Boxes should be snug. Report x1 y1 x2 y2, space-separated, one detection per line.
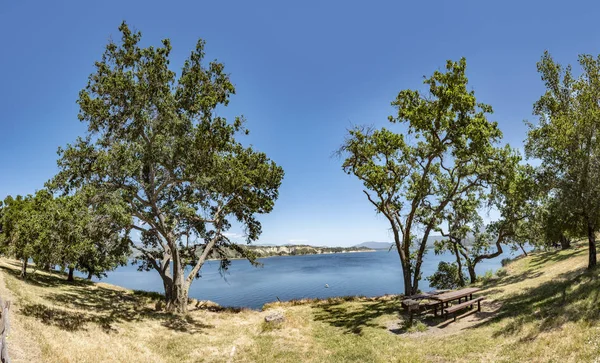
340 58 512 295
526 51 600 268
434 160 536 283
0 189 131 280
0 192 52 277
52 22 284 312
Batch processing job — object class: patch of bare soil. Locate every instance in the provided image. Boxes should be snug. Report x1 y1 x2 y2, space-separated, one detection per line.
387 300 503 338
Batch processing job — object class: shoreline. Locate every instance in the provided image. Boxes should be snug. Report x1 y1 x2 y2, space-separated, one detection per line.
206 248 378 261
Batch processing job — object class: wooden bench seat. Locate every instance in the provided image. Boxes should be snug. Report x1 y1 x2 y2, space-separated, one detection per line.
444 297 485 322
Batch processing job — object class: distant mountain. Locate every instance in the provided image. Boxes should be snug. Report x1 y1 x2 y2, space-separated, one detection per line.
354 242 393 250
355 236 449 250
426 235 448 247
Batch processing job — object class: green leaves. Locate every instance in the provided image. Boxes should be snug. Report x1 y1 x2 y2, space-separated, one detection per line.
52 23 283 310
527 51 600 267
0 187 131 280
341 58 508 294
427 261 467 290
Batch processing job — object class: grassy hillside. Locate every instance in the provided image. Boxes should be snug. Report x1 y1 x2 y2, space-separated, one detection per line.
2 242 600 362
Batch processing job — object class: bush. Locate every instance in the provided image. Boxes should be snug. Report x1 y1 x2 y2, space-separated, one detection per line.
478 269 494 284
403 320 428 333
427 262 467 290
496 268 508 278
500 258 513 267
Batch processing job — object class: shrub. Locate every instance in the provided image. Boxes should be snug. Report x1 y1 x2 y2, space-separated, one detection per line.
496 268 508 278
478 269 494 284
427 262 467 290
403 320 428 333
501 258 513 267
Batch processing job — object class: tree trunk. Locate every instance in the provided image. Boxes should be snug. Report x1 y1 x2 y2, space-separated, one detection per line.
587 222 597 269
165 277 188 313
467 264 477 284
163 252 189 313
162 279 173 307
519 243 528 256
20 259 27 279
402 262 413 296
87 271 93 280
560 234 571 250
410 228 434 295
67 267 74 282
452 243 466 286
394 232 413 297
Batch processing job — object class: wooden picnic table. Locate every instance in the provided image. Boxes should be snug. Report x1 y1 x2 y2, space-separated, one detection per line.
427 287 481 317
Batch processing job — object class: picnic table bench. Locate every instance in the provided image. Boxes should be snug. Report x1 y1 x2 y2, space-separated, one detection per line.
428 287 483 321
402 287 485 322
400 290 450 321
443 296 485 322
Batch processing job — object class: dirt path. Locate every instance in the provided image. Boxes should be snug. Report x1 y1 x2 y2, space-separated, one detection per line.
0 270 43 362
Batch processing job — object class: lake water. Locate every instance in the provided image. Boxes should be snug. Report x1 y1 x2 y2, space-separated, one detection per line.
88 248 520 309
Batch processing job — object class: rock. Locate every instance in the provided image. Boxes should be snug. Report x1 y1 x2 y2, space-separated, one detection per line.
264 311 285 324
196 300 220 309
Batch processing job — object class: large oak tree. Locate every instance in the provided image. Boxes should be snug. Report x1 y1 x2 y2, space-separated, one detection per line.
340 58 505 295
0 192 53 278
53 23 284 312
526 51 600 269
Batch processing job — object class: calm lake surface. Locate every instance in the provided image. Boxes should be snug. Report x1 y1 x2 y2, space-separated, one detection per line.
90 249 520 309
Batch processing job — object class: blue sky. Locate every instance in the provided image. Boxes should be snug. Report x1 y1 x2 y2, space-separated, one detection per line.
2 0 600 246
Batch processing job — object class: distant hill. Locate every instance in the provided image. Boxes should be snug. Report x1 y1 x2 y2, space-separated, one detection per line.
426 235 448 247
245 245 373 258
354 242 393 250
355 236 449 250
130 244 374 260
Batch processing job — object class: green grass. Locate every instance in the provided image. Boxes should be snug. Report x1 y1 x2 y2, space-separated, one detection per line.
3 243 600 362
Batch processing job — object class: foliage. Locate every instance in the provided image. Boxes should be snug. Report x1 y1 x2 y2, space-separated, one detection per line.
0 191 56 277
434 160 537 283
501 257 513 267
496 268 508 277
52 22 284 312
524 194 580 250
341 58 509 295
426 261 467 290
402 320 428 333
51 188 132 280
0 189 131 280
526 50 600 268
478 269 494 284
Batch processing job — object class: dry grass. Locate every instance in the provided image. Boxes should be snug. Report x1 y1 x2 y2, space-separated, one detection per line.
2 243 600 362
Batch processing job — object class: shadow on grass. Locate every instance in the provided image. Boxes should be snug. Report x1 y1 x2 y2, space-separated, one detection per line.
21 303 91 331
162 315 214 333
483 269 544 289
388 314 450 334
21 298 214 334
528 249 584 271
0 261 93 289
2 261 214 334
469 266 600 340
312 297 403 335
38 286 215 333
